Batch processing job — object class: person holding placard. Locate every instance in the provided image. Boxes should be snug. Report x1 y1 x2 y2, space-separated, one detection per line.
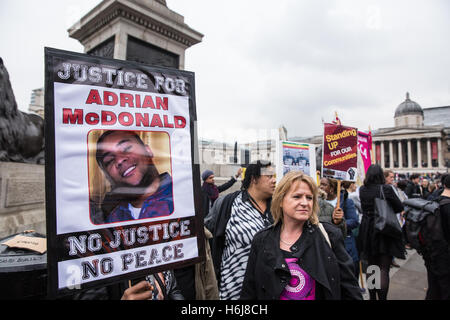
317 189 347 239
319 178 360 278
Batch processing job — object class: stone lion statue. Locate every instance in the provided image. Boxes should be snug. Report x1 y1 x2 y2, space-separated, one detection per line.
0 57 45 164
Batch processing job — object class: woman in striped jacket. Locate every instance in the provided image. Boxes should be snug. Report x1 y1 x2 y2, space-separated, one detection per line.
212 160 276 300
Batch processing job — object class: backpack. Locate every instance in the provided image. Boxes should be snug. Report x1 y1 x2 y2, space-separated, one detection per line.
403 197 450 256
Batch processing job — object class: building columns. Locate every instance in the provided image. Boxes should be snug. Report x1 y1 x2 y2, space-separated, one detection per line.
427 139 432 168
372 142 376 164
371 135 444 172
389 141 394 168
407 140 412 168
398 140 403 168
438 138 444 168
417 139 422 168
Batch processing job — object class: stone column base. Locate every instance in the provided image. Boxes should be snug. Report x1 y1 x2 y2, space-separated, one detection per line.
0 162 46 238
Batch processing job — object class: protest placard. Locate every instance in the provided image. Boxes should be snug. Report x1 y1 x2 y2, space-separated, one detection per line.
322 123 358 181
276 141 316 182
44 48 204 296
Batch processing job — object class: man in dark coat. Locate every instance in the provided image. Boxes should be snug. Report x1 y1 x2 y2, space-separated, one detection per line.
405 174 422 199
428 174 448 201
424 175 450 300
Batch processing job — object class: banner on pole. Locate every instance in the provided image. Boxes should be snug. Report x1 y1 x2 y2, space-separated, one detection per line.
44 48 204 297
356 131 373 185
322 123 358 181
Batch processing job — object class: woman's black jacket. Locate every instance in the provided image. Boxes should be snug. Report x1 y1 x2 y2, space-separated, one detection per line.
240 221 363 300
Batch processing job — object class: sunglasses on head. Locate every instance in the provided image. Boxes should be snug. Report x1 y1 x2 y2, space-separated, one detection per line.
255 160 271 166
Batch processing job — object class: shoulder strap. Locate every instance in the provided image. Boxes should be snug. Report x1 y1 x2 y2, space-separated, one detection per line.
379 185 386 200
318 223 331 248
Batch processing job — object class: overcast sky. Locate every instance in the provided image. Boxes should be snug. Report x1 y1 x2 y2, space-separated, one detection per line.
1 0 449 143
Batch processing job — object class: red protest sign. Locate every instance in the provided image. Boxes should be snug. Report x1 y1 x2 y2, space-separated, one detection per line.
322 123 358 181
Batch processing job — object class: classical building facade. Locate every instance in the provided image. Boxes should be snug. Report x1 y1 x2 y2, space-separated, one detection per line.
198 139 277 166
291 93 449 176
372 93 449 175
198 127 284 166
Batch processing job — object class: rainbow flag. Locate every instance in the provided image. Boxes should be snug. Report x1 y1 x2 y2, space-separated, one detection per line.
282 142 309 150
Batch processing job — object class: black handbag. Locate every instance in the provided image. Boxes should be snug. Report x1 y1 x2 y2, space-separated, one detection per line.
374 185 402 239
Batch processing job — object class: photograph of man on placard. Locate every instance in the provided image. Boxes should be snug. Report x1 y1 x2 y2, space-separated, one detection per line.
282 145 311 176
89 130 173 224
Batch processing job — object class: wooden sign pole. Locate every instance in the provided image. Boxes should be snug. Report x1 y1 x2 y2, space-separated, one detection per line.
336 179 341 208
359 261 365 289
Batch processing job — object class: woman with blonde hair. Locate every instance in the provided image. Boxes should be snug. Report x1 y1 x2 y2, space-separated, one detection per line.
240 171 362 300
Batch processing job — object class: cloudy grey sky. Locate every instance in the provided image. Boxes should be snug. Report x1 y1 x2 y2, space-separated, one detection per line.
1 0 449 143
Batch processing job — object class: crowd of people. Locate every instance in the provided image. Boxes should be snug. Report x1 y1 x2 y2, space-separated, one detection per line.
75 145 450 300
196 164 450 301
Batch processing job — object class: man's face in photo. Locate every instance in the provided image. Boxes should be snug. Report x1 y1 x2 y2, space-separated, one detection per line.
97 131 157 188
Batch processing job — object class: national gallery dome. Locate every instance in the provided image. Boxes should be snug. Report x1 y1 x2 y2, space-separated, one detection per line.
394 92 424 127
